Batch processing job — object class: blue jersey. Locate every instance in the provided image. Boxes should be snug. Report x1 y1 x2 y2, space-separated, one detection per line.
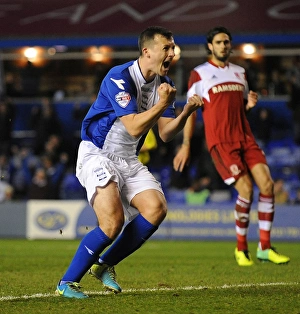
81 60 176 157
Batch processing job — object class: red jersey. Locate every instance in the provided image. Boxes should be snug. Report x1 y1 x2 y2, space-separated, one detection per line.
187 60 255 151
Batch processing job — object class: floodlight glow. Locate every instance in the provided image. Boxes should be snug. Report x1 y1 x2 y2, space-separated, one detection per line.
242 44 256 55
24 47 38 59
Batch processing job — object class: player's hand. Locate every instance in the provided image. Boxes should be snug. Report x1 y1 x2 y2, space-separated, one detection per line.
246 90 258 109
157 83 177 106
183 94 203 115
173 144 191 172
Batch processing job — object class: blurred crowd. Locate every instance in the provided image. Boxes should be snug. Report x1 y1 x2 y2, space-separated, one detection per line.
1 55 300 204
0 96 80 202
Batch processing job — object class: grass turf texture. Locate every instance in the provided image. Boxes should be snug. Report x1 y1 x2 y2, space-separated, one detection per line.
0 240 299 314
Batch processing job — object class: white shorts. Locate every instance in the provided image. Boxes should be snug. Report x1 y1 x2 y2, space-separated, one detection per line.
76 141 164 219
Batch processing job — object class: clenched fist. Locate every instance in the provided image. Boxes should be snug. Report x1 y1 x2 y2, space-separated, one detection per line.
184 94 203 115
157 83 177 105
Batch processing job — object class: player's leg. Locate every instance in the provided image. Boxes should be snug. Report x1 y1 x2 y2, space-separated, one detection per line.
99 161 167 267
90 189 166 293
232 174 254 266
251 163 274 250
90 164 167 291
210 143 254 266
56 182 124 298
251 163 290 264
101 188 166 264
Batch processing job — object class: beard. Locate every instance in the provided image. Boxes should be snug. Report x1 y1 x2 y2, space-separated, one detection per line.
214 50 231 62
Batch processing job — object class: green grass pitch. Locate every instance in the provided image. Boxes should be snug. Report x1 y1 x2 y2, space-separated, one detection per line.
0 239 299 313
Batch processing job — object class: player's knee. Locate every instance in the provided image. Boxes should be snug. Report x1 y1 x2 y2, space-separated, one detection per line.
142 200 167 225
256 174 274 195
262 178 274 195
102 219 124 239
236 181 253 200
157 203 167 221
150 200 167 218
98 211 125 239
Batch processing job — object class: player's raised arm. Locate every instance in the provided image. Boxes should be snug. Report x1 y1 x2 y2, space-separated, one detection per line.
158 94 202 143
120 83 176 138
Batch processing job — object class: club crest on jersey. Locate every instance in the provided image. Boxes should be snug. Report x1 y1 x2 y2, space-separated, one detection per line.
230 164 241 176
115 91 131 108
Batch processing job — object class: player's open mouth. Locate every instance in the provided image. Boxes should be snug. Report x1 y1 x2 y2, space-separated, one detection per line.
163 61 171 69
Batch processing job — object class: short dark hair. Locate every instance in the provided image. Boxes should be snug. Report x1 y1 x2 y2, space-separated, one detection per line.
206 26 232 54
138 26 173 55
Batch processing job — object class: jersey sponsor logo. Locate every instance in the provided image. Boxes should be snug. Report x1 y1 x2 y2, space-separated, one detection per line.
212 84 244 94
230 164 241 176
115 91 131 107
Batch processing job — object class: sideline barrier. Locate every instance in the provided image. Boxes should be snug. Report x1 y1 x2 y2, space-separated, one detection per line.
154 203 300 241
0 200 299 241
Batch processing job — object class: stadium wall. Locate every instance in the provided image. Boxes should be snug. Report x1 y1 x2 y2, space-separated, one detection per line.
0 200 299 241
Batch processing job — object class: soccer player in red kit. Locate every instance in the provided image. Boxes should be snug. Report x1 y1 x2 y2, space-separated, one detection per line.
173 26 290 266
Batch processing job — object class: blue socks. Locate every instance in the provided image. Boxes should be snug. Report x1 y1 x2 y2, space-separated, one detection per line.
100 214 158 266
60 214 158 283
61 226 112 283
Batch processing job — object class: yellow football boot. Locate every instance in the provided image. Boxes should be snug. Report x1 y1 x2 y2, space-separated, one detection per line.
256 247 290 264
234 248 254 266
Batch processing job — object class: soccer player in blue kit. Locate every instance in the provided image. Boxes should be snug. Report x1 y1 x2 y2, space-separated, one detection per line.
56 26 203 298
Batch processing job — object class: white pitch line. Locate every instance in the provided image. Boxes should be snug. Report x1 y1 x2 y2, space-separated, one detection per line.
0 282 298 301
